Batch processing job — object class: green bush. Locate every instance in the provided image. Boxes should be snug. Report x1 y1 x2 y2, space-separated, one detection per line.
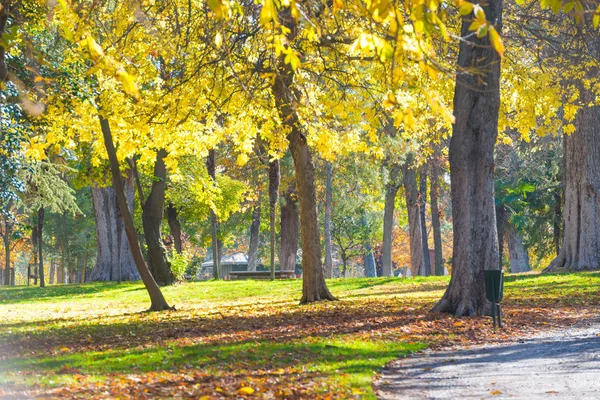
169 249 192 281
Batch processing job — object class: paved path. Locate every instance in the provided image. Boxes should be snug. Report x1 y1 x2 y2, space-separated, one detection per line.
376 321 600 399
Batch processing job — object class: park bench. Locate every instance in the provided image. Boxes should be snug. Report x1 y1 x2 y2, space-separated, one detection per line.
229 271 296 280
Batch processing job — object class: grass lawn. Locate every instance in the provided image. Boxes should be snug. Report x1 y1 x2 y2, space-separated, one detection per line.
1 273 599 398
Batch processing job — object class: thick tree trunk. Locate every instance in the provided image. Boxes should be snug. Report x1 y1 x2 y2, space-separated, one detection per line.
430 159 444 276
247 195 261 272
545 95 600 271
207 149 220 279
99 116 170 311
166 203 182 254
382 184 399 277
141 149 173 286
272 8 334 302
324 162 334 279
419 166 431 276
269 160 280 279
432 0 502 316
88 175 139 282
38 206 45 288
403 158 424 276
363 245 377 277
280 185 299 272
507 224 530 273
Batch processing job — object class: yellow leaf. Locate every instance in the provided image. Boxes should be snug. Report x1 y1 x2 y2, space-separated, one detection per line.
215 32 223 48
453 321 464 327
59 347 70 352
488 26 504 57
491 390 502 395
238 386 255 395
458 1 474 15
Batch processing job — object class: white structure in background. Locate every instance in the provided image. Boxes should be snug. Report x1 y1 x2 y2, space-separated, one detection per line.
199 252 250 280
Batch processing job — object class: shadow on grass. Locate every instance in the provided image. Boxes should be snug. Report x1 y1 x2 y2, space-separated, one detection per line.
0 282 141 305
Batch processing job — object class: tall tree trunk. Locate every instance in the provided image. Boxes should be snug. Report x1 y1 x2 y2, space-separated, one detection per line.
432 0 502 316
247 195 261 272
207 149 220 279
430 159 444 276
545 91 600 271
269 160 280 279
166 203 182 255
60 235 65 284
81 253 87 283
89 175 139 282
553 188 562 257
324 162 334 279
403 158 424 276
382 182 400 277
496 204 507 269
31 225 38 285
49 259 55 284
507 223 530 273
3 211 10 285
419 166 431 276
272 7 334 303
141 149 172 285
99 116 170 311
363 245 377 277
38 206 45 288
280 185 299 272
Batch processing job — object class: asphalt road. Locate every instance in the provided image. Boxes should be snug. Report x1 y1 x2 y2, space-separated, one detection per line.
376 321 600 399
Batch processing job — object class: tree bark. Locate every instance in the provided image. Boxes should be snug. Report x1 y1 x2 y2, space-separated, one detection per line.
280 185 299 272
38 206 45 288
507 223 530 273
59 235 65 284
403 158 424 276
419 166 431 276
269 160 280 279
545 93 600 271
430 159 444 276
88 176 139 282
432 0 502 316
272 7 334 302
247 195 261 272
31 225 38 285
324 162 334 279
3 210 10 285
141 149 173 285
207 149 220 279
382 163 401 277
166 203 182 254
99 116 171 311
49 259 55 284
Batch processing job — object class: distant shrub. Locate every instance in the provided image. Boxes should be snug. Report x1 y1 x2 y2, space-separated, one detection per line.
169 249 192 281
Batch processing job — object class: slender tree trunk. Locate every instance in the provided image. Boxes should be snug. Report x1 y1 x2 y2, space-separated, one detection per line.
432 0 502 316
166 203 182 254
247 195 261 272
60 236 65 284
553 188 562 257
382 182 399 277
81 253 86 283
545 92 600 271
496 204 507 270
324 162 334 279
419 166 431 276
403 158 424 276
89 177 139 282
507 223 530 273
272 7 334 302
31 225 38 285
141 149 173 285
430 159 444 276
49 259 55 284
38 206 45 288
3 212 10 285
99 116 170 311
207 149 220 279
269 160 280 279
280 185 299 272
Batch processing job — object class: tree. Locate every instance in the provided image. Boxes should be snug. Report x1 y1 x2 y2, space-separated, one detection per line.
280 183 299 273
324 162 334 279
419 165 431 276
381 163 401 277
247 195 261 272
429 150 445 276
403 157 424 277
433 0 503 316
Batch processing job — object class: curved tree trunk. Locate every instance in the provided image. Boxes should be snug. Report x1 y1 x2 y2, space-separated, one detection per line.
280 185 299 272
324 162 334 279
403 158 424 276
419 166 431 276
99 116 170 311
269 160 280 279
247 195 261 272
166 203 182 255
507 223 530 273
545 95 600 272
430 159 444 276
272 7 334 303
141 149 173 286
88 174 139 282
432 0 502 316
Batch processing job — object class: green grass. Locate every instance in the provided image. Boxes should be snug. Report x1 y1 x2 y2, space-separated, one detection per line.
1 272 599 398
